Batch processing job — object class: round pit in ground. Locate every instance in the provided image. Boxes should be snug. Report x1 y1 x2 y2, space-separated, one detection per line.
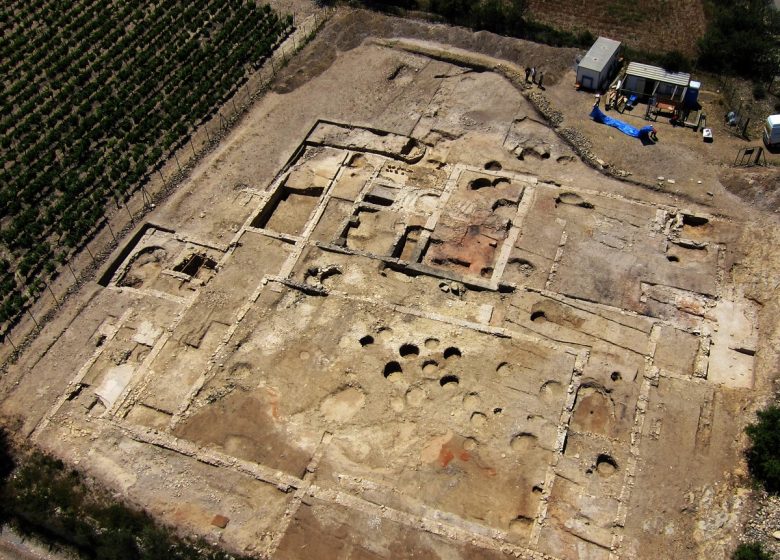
424 337 440 349
510 432 538 451
440 374 459 387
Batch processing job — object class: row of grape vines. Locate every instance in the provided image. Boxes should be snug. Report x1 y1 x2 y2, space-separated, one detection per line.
0 0 293 331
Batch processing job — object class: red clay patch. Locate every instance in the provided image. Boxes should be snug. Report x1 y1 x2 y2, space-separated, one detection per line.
439 447 455 467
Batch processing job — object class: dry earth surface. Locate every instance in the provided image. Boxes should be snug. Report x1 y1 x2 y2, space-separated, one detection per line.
2 8 780 560
526 0 707 57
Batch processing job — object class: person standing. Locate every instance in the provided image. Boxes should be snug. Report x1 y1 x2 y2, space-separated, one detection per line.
524 67 531 82
530 67 536 83
538 71 544 88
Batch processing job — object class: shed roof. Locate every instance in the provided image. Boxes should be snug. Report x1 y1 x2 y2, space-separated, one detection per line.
578 37 622 73
625 62 690 87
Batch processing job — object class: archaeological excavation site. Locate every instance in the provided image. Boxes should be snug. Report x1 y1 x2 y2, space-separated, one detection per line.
2 10 779 560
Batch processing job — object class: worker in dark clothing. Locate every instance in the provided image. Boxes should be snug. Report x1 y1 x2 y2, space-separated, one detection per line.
537 71 544 88
524 67 531 82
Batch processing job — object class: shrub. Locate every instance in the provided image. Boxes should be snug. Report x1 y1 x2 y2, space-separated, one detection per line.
733 542 772 560
0 443 250 560
752 82 766 100
0 428 13 482
576 30 595 49
0 428 15 522
659 50 692 73
744 404 780 493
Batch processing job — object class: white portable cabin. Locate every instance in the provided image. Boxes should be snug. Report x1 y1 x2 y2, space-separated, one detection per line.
622 62 690 105
576 37 622 91
764 114 780 147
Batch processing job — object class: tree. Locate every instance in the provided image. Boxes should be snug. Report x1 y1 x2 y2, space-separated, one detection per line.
733 542 772 560
744 404 780 493
698 0 780 81
0 427 15 522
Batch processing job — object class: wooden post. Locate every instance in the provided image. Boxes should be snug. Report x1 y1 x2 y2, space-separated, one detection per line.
190 137 196 157
4 332 16 351
45 279 58 306
27 307 39 328
174 151 181 171
67 261 77 282
106 220 117 242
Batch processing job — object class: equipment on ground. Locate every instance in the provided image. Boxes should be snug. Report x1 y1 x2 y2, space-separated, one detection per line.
590 106 654 139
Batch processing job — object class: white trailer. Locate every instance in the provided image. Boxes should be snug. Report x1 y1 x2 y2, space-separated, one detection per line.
764 114 780 148
576 37 622 92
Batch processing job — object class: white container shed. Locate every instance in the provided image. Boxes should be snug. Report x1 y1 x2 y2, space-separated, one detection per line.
622 62 690 104
576 37 622 91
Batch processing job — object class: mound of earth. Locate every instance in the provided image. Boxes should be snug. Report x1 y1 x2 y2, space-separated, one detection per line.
720 167 780 212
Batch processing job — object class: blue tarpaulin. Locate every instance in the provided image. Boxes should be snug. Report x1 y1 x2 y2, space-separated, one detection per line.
590 106 654 139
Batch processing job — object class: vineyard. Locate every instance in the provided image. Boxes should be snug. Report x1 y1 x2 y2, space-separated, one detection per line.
0 0 292 335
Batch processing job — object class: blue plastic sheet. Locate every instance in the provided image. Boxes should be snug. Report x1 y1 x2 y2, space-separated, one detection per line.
590 106 654 139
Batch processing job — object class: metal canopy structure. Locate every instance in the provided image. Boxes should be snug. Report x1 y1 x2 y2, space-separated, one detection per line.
625 62 690 87
622 62 691 105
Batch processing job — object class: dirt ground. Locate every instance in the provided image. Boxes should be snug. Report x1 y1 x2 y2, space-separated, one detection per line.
2 8 779 560
526 0 707 57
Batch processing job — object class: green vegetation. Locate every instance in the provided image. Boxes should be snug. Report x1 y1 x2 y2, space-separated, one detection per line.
367 0 529 37
0 427 246 559
0 1 292 334
752 83 766 101
605 0 645 25
358 0 596 48
698 0 780 81
427 0 527 36
732 542 773 560
658 50 692 74
745 403 780 493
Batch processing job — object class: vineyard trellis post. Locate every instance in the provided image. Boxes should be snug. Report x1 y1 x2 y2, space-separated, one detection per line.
123 199 134 223
66 261 77 283
105 219 117 242
26 307 39 329
43 279 58 307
